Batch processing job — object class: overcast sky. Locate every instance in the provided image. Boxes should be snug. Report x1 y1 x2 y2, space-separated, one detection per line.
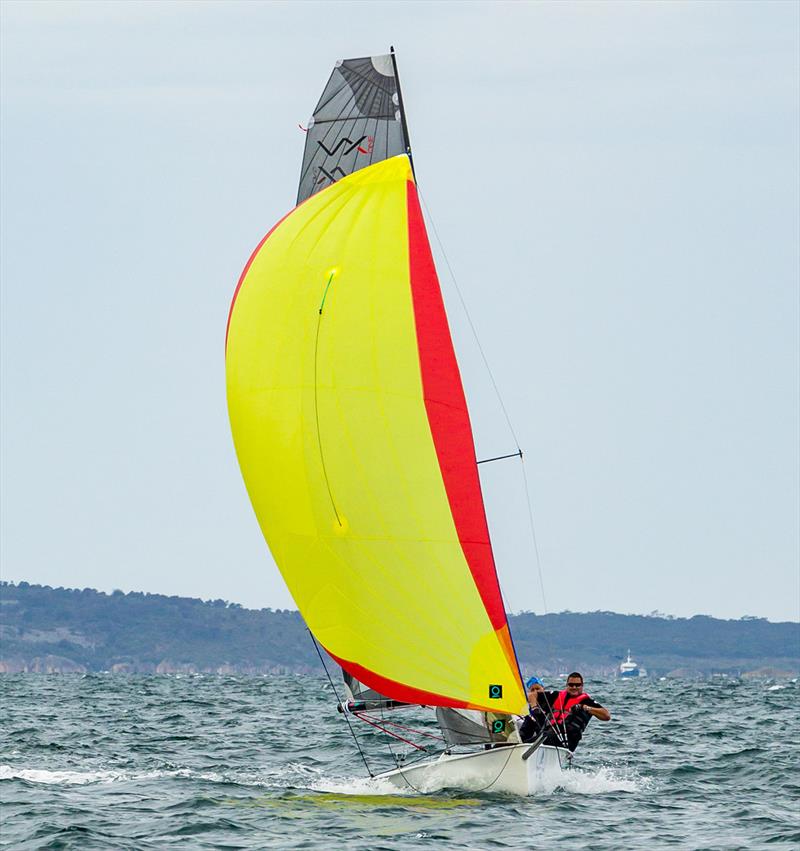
1 1 798 622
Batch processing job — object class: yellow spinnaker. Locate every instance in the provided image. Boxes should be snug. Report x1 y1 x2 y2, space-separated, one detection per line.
226 155 525 714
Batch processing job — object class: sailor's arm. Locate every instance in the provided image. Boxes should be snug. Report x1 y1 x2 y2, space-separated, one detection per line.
526 683 545 710
582 703 611 721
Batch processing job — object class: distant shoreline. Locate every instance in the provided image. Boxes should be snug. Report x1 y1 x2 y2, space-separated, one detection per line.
2 582 797 679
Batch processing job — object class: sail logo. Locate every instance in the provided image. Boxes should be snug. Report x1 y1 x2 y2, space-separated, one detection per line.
489 684 503 699
316 165 347 184
317 136 370 157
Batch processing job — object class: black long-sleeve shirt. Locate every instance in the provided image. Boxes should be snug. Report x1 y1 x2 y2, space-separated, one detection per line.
519 691 604 750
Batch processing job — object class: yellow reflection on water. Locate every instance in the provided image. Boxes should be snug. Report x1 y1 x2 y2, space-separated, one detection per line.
225 793 482 812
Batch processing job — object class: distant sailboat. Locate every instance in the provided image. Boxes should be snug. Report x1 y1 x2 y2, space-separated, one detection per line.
226 50 566 794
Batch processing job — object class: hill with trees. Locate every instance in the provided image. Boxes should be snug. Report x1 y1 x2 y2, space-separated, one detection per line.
1 582 797 677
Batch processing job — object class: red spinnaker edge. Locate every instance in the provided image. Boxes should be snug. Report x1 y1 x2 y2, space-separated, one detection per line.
327 649 473 710
225 202 306 355
405 181 507 631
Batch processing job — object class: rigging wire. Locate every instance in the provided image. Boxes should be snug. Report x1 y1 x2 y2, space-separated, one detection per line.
307 630 374 777
416 187 550 618
376 701 427 793
521 454 548 614
417 188 522 451
357 713 445 743
353 712 429 752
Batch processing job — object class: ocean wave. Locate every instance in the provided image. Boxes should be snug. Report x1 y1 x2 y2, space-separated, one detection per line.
2 675 797 849
0 764 266 787
0 765 131 785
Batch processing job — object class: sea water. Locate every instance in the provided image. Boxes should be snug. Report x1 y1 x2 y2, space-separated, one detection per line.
0 675 797 849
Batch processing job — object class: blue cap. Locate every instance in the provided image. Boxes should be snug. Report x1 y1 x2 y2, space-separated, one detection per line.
525 676 542 689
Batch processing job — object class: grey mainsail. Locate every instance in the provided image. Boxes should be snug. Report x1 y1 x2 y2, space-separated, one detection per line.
297 54 408 204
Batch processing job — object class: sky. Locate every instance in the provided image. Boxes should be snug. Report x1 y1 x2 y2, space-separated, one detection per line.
1 1 798 622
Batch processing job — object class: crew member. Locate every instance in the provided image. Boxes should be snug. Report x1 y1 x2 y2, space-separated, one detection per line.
519 672 610 751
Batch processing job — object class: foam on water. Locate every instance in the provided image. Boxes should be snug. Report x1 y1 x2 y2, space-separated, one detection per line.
308 772 407 797
0 765 132 785
0 764 267 788
557 765 649 795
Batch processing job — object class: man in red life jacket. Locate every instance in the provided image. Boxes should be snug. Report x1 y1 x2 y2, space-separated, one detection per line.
519 672 610 751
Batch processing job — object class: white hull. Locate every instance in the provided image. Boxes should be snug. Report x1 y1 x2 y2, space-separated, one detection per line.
376 744 571 796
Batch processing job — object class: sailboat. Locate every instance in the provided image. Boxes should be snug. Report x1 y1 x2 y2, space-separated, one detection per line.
225 51 569 795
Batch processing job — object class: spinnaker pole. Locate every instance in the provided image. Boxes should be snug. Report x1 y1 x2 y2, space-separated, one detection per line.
390 46 415 181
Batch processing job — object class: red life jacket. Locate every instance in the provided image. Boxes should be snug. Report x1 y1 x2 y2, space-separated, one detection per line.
549 689 588 726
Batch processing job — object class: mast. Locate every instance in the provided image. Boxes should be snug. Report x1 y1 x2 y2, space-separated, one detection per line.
390 46 416 181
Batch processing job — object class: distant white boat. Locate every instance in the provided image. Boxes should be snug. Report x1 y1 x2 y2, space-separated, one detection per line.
619 649 647 678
